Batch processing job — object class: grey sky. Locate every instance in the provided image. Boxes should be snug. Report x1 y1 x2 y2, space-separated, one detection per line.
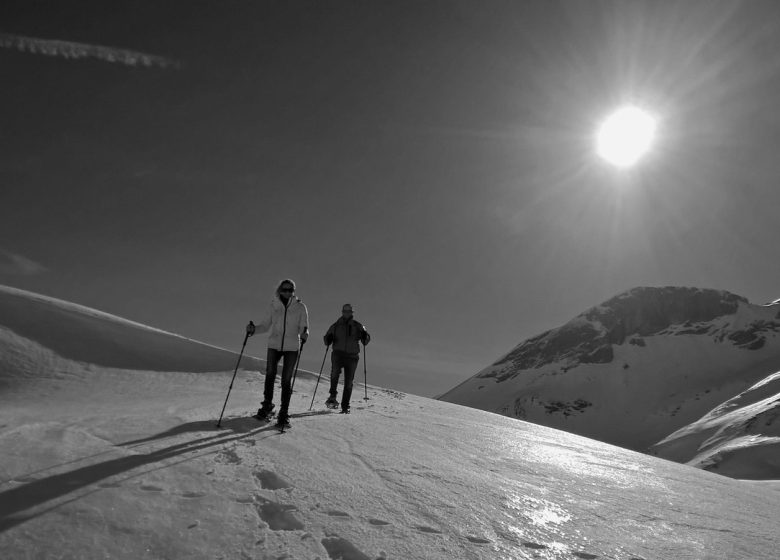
2 1 780 396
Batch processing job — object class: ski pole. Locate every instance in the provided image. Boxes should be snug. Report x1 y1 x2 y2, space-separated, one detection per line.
362 343 369 401
309 344 330 410
216 325 252 428
290 340 305 394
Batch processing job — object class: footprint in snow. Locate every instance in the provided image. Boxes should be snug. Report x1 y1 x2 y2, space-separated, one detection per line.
139 484 164 492
465 536 491 544
214 448 242 465
573 553 599 559
368 519 390 526
254 469 293 490
522 541 547 550
255 499 304 531
97 481 122 488
326 510 350 518
320 536 372 560
181 491 207 499
414 525 443 534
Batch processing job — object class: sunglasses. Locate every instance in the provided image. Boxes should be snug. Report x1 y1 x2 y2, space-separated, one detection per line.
280 287 294 293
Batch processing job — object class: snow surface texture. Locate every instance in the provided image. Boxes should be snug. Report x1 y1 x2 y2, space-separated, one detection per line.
1 285 779 559
439 287 780 479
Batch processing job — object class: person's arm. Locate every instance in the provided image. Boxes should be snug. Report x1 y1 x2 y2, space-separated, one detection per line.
324 323 335 346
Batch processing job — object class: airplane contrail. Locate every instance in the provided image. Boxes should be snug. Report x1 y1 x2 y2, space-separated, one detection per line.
0 32 179 69
0 248 47 276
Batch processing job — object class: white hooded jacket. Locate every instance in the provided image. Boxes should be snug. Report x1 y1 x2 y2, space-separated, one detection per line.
256 295 309 352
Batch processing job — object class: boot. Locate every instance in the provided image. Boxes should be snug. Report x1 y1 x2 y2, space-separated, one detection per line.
325 397 339 409
275 412 291 430
255 402 275 421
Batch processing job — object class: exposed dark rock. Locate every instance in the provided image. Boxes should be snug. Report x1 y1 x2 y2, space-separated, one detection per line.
677 325 712 335
580 345 613 364
728 321 779 350
541 398 593 416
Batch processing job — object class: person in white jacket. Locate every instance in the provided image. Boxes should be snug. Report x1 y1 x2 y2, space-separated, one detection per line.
247 279 309 427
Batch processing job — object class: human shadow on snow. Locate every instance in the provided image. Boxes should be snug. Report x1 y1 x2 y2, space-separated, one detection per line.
0 417 274 533
119 416 260 446
119 409 334 447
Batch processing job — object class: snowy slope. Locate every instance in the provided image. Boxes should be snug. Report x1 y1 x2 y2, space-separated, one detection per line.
0 284 265 375
1 286 779 559
439 287 780 455
652 370 780 479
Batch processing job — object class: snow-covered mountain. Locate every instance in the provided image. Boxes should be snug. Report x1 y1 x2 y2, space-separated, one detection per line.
2 285 779 558
652 370 780 479
439 287 780 463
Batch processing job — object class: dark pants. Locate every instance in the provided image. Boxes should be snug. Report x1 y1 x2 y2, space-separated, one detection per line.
263 349 298 418
329 351 359 410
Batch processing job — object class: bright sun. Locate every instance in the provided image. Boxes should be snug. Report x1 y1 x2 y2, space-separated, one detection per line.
596 106 657 168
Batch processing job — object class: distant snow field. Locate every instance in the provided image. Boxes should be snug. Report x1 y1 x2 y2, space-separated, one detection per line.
1 285 779 559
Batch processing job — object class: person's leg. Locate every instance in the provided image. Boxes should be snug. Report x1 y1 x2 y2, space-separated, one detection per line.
278 351 298 420
262 348 282 410
328 352 344 401
341 356 359 411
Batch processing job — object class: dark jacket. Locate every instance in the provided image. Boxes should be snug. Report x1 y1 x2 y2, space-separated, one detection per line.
324 317 370 357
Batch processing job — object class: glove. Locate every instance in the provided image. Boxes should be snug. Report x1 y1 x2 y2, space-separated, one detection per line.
246 321 255 336
300 331 308 344
324 334 333 346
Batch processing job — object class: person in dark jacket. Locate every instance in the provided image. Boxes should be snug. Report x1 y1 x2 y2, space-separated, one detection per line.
323 303 370 413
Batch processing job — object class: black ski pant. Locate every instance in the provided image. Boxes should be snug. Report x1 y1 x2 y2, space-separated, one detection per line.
263 349 298 419
329 351 359 410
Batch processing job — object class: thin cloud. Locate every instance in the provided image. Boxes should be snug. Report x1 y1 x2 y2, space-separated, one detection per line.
0 32 179 69
0 249 47 275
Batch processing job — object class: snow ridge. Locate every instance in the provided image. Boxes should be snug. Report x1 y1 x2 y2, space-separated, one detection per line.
0 284 264 373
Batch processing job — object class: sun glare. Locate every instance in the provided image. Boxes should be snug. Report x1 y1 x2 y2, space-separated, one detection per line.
596 106 657 168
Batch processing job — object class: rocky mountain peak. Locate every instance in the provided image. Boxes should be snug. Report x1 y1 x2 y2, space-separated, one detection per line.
487 287 778 380
585 287 747 344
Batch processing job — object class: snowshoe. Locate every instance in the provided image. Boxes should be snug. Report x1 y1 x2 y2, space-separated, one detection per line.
255 404 275 421
339 408 351 415
325 397 340 410
275 416 291 431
